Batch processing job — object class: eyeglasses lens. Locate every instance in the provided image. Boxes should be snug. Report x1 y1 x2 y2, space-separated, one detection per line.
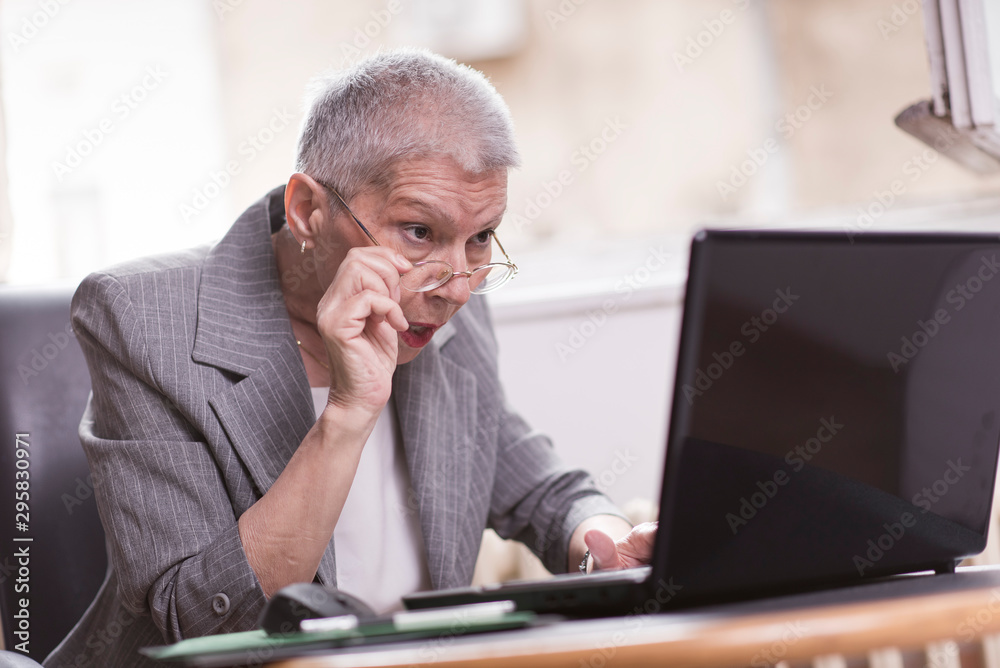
400 261 453 292
399 262 514 294
469 265 514 294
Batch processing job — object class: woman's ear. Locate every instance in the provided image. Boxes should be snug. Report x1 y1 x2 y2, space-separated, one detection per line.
284 173 330 252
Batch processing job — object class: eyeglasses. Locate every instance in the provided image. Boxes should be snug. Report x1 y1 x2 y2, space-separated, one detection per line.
316 179 518 295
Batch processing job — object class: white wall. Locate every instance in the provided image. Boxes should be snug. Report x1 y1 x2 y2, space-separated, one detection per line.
487 234 687 509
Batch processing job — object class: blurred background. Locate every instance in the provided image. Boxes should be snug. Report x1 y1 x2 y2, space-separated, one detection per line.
3 0 1000 572
4 0 1000 284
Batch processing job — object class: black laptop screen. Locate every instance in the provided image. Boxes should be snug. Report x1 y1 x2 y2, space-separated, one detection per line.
657 230 1000 601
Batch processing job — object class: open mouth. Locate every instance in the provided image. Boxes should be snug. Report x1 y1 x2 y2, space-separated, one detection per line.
400 323 439 349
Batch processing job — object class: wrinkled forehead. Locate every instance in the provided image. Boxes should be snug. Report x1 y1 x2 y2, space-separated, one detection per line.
364 155 509 222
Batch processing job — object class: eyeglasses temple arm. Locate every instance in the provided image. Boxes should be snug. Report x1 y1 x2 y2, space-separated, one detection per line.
317 178 382 247
492 232 517 271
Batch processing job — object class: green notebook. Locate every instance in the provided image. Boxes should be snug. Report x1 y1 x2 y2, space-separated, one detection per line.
142 609 538 667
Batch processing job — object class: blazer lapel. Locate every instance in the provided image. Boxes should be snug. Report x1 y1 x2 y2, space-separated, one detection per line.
393 343 477 590
209 350 312 497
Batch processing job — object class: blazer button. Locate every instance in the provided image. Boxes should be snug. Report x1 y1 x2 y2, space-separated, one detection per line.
212 593 231 616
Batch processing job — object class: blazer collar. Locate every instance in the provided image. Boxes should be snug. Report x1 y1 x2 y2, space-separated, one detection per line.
192 185 293 376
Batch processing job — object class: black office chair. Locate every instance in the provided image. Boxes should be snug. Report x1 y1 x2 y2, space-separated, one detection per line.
0 285 107 664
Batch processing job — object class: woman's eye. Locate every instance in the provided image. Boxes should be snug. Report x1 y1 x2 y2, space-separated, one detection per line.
404 225 431 241
473 230 493 245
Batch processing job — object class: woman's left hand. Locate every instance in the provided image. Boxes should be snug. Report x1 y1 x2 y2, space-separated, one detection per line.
585 521 658 572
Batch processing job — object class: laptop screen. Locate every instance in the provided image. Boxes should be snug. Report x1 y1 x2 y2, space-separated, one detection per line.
656 230 1000 602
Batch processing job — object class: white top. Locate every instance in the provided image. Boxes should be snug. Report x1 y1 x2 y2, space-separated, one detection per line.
310 388 431 614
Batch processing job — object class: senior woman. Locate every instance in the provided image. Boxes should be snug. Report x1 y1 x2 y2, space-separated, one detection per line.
46 49 654 667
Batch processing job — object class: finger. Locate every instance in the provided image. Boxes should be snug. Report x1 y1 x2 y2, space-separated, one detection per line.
616 522 658 567
343 244 410 270
625 522 658 548
328 247 409 303
391 252 412 273
337 251 404 300
319 266 405 337
325 291 408 336
346 246 412 281
584 529 621 572
366 293 408 332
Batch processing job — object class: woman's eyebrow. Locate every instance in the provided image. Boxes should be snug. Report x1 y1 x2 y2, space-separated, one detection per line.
388 197 505 230
388 197 454 225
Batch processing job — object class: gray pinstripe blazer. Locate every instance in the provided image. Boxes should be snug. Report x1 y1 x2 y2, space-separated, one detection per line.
45 186 622 667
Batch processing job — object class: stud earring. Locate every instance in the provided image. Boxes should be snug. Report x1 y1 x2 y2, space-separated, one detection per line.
300 240 307 254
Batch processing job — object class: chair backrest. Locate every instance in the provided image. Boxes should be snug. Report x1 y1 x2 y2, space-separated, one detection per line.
0 284 107 662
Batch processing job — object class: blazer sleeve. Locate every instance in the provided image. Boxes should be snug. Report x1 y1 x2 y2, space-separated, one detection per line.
72 271 267 642
460 297 629 574
488 406 631 574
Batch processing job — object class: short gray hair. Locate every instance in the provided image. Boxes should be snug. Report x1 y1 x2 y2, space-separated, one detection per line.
295 48 520 202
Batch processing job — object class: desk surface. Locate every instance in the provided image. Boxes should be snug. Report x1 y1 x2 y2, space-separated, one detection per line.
270 568 1000 668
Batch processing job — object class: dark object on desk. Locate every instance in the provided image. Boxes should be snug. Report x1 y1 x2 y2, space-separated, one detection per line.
0 285 108 662
259 582 377 634
406 230 1000 617
405 566 653 616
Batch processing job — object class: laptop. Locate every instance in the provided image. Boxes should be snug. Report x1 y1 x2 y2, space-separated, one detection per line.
404 229 1000 617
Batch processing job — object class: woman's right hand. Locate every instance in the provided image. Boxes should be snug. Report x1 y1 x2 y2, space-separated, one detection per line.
315 246 412 413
